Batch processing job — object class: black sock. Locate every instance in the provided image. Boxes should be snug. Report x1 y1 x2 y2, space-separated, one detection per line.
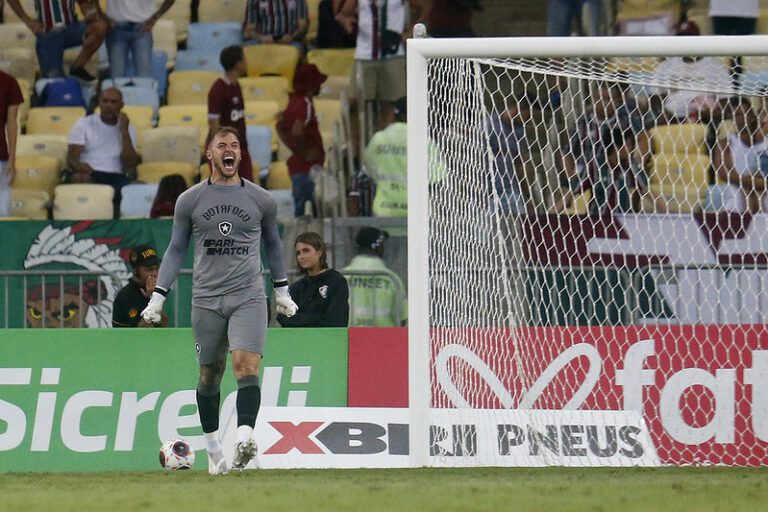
196 389 220 434
236 375 261 428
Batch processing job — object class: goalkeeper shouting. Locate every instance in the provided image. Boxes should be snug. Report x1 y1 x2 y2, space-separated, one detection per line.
141 126 298 475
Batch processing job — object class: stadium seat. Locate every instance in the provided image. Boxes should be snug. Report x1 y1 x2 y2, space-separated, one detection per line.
167 70 219 105
2 0 35 23
650 124 708 155
16 78 32 131
197 0 248 22
306 0 321 45
186 22 243 51
150 19 178 69
0 47 37 84
158 104 209 148
246 124 273 171
244 44 301 83
63 45 99 82
270 188 294 218
266 160 291 190
650 153 710 195
0 23 36 51
53 184 114 220
16 134 68 165
564 190 592 216
307 48 356 78
137 161 197 187
119 182 159 218
649 183 705 213
199 162 212 182
13 155 61 197
141 126 201 168
102 77 159 92
244 100 280 126
314 98 342 134
240 76 290 109
716 120 736 142
124 51 170 98
26 106 86 136
10 188 49 219
174 49 223 72
161 0 191 43
114 85 161 117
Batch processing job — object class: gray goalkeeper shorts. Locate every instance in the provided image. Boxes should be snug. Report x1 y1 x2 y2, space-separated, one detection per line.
191 290 268 364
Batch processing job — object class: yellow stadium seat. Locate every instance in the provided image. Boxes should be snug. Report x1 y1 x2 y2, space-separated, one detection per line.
0 23 36 51
3 0 35 23
153 19 178 67
564 190 592 216
266 160 291 190
160 0 191 42
13 155 61 197
240 76 290 109
650 123 709 155
650 183 704 213
0 47 37 84
313 98 341 135
200 162 211 182
16 78 32 131
53 184 114 220
16 134 68 165
10 188 49 220
136 161 197 187
141 126 201 168
651 152 710 191
26 106 86 136
244 44 301 84
306 0 321 44
158 104 209 148
197 0 248 22
167 70 219 105
605 56 659 74
307 48 356 77
63 46 99 81
716 120 736 142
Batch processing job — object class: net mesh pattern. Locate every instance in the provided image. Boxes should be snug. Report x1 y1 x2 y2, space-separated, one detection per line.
424 54 768 466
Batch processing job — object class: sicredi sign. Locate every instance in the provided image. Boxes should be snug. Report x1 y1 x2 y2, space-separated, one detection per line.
0 328 347 472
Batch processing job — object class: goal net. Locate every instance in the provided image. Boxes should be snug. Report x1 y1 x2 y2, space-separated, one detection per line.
407 35 768 468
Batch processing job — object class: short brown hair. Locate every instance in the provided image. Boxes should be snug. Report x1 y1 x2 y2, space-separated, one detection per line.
206 126 241 148
294 231 328 274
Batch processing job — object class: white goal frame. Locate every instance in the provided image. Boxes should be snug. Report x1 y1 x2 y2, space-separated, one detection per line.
406 32 768 468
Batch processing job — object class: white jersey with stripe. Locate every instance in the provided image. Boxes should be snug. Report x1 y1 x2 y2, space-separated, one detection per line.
157 178 288 298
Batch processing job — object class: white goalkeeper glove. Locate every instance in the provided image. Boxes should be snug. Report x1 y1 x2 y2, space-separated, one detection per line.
275 285 298 317
141 291 166 324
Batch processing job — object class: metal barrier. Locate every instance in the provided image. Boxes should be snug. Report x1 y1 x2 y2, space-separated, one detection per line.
0 268 407 328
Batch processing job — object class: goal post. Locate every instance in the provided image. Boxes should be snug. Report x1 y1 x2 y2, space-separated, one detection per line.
407 32 768 468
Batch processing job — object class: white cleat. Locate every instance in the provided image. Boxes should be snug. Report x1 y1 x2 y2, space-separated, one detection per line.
207 450 229 475
232 439 257 470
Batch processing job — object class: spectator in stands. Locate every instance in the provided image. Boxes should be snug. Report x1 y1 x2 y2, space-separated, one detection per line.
343 227 407 326
713 97 768 212
150 174 187 218
0 70 23 218
486 94 539 214
651 20 733 124
208 45 253 181
277 231 349 327
337 0 414 137
360 96 408 218
547 0 603 37
105 0 176 79
277 63 327 217
316 0 357 48
113 244 167 327
244 0 309 49
7 0 108 82
411 0 482 38
67 87 139 218
554 81 648 213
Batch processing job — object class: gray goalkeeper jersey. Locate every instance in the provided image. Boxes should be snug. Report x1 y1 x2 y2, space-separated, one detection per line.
157 178 288 298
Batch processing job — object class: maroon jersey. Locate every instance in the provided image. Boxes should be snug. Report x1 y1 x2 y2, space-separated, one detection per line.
0 71 23 161
208 76 253 180
281 95 325 175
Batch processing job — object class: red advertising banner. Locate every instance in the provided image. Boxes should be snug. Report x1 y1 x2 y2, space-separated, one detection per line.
348 325 768 466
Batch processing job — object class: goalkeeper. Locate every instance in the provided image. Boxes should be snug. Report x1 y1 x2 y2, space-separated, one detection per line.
141 126 298 475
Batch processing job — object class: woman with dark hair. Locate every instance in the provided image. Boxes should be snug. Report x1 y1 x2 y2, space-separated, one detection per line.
277 231 349 327
150 174 187 218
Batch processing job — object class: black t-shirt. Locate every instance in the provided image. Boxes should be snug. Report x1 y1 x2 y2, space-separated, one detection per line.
112 279 150 327
277 269 349 327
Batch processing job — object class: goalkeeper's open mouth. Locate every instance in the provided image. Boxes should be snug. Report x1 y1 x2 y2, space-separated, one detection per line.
222 155 236 170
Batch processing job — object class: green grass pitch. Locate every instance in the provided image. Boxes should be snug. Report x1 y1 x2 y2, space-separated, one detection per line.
2 467 768 512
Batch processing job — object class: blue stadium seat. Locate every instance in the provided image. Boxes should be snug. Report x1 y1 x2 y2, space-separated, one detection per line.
246 124 273 172
174 49 223 72
101 77 158 92
125 51 169 99
119 182 159 218
186 22 243 51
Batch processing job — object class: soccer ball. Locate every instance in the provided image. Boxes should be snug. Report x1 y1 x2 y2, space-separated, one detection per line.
159 439 195 470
